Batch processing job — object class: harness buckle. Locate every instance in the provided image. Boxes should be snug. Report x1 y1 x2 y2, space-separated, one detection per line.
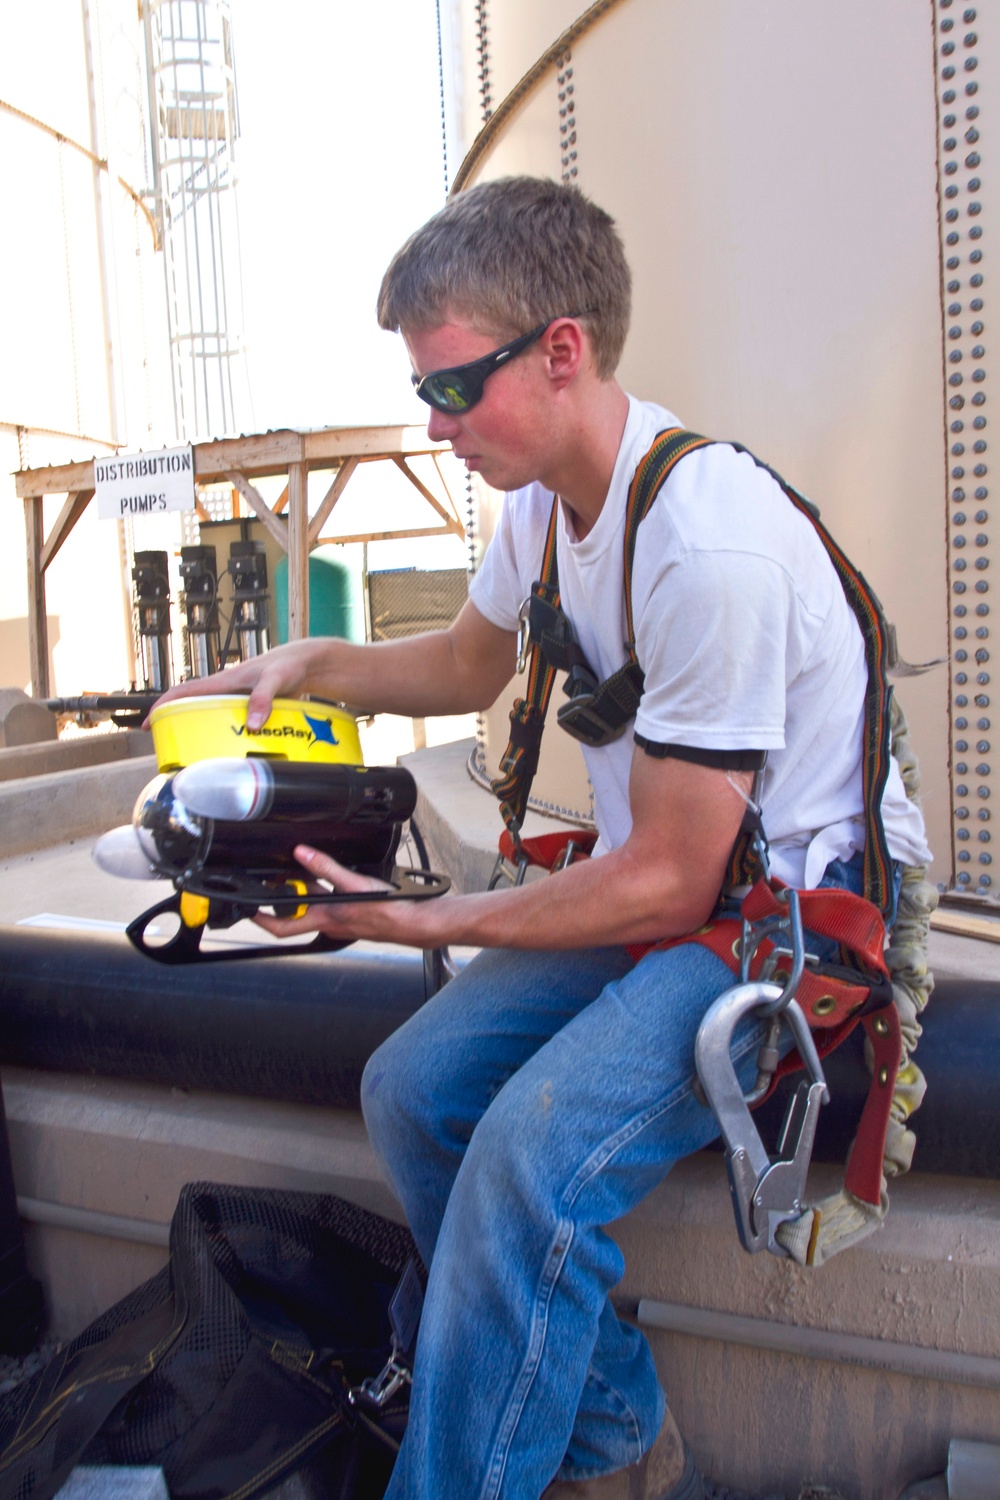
488 848 531 890
555 666 629 747
516 597 532 675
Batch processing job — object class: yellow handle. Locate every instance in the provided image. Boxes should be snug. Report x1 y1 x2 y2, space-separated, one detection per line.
179 891 211 929
287 878 309 920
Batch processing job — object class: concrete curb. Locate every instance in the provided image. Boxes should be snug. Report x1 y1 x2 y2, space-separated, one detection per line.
0 756 158 858
0 730 153 783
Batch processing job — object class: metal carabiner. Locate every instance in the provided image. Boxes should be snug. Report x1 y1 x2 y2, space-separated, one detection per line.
695 886 831 1256
347 1338 413 1409
695 981 828 1255
487 848 530 890
738 886 806 1009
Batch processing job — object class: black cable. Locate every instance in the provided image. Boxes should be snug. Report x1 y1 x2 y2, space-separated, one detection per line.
406 818 430 872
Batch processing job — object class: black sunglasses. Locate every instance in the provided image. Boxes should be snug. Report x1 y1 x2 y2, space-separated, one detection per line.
411 313 590 414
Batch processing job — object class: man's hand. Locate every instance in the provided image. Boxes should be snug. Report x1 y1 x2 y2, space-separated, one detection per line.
145 600 516 730
253 845 440 948
144 639 322 729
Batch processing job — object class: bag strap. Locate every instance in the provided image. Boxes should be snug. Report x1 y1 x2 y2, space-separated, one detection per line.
621 428 714 658
0 1279 183 1500
622 429 770 890
491 433 709 851
626 430 896 913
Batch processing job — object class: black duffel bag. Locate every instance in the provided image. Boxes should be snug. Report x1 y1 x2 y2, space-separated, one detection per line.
0 1183 419 1500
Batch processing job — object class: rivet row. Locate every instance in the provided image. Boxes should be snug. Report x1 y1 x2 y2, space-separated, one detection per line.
556 52 579 182
474 1 492 121
940 0 993 893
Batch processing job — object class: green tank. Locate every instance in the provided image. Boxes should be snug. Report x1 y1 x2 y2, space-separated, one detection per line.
274 546 365 645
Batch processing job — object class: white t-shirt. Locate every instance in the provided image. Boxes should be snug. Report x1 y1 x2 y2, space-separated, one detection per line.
470 396 931 889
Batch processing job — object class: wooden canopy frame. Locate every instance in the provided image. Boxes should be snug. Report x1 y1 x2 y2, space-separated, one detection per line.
14 425 462 697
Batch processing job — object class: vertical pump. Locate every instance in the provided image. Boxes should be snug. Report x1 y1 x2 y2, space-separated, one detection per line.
132 549 173 692
225 540 271 663
179 545 221 678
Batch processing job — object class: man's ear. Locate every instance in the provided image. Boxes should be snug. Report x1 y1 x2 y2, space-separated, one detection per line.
541 316 588 389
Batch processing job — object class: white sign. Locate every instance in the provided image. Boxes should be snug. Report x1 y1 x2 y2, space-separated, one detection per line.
95 445 195 520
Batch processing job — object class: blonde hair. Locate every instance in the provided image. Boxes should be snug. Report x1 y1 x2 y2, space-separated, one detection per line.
377 177 631 379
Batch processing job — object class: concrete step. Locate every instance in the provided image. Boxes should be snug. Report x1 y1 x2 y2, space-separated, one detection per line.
4 1065 401 1344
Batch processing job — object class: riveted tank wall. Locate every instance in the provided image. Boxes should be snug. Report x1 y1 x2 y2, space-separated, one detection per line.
457 0 986 900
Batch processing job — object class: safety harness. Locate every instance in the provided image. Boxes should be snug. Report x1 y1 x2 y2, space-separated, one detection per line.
490 428 905 1235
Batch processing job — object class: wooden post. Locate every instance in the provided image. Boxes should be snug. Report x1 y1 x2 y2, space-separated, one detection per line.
287 461 309 641
117 519 138 688
24 496 49 699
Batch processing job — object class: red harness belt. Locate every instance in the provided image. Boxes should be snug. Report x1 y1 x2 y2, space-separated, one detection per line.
501 831 901 1210
632 880 902 1208
497 828 599 870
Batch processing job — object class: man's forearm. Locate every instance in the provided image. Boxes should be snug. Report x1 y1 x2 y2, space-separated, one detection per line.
410 849 717 950
294 630 496 718
257 725 750 955
278 831 729 955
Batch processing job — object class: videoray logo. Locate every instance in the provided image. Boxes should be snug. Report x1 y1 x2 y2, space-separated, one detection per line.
230 714 340 749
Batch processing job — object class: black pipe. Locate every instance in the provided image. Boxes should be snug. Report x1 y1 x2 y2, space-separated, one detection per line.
42 694 160 715
0 924 996 1178
0 925 436 1110
753 977 1000 1180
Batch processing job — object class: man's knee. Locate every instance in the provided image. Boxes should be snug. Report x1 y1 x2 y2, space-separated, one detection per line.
456 1068 563 1209
360 1024 440 1150
361 1031 406 1139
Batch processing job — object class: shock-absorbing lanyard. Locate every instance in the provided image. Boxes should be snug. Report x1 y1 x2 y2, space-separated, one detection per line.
491 427 897 920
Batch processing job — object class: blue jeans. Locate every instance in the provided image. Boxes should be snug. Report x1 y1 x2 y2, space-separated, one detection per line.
359 852 898 1500
361 939 760 1500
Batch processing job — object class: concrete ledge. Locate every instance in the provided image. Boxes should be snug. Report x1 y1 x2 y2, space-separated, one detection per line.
3 1065 402 1340
614 1157 1000 1496
5 1060 999 1497
0 688 56 747
0 730 153 783
0 755 158 857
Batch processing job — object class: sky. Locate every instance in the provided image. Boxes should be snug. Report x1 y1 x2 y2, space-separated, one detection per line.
231 0 452 434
